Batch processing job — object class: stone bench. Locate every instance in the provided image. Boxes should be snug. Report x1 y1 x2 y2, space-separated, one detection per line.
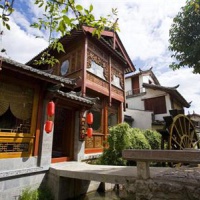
122 149 200 179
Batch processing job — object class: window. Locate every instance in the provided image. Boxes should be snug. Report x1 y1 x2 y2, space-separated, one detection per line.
108 106 118 127
144 96 166 114
0 80 38 158
91 110 101 131
90 106 102 133
85 103 103 152
60 60 70 75
111 75 122 89
87 61 106 80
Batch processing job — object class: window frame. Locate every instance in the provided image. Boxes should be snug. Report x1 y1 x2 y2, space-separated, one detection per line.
0 76 39 158
144 96 167 114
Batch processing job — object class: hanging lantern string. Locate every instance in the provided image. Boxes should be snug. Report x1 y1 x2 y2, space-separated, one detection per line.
87 111 93 125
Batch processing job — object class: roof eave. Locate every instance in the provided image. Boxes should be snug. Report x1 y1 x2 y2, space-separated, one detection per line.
143 83 190 108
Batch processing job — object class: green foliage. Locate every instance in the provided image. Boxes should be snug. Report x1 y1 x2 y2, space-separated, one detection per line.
129 128 151 150
97 123 131 166
19 188 38 200
107 122 132 151
32 0 119 66
97 123 161 166
0 0 119 67
38 185 54 200
169 0 200 73
143 129 161 149
97 148 127 166
19 186 53 200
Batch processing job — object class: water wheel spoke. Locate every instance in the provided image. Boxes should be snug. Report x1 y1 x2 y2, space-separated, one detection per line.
172 136 184 150
178 117 184 135
181 137 187 147
169 114 198 150
183 117 187 135
174 124 183 140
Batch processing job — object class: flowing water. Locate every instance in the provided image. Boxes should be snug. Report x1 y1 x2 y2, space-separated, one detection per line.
69 190 121 200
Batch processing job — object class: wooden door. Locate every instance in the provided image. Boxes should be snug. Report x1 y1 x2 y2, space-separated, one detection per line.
51 106 74 163
132 76 140 94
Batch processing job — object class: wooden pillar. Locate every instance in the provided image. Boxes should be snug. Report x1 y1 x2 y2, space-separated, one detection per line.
119 102 123 123
123 70 126 112
33 87 43 156
108 56 112 106
82 36 88 97
104 100 108 147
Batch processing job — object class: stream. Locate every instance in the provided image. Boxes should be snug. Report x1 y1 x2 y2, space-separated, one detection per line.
69 190 121 200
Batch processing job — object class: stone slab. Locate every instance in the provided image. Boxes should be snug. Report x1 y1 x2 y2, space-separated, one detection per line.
50 161 170 183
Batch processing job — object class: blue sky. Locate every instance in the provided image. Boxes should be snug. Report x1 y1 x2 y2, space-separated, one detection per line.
1 0 200 114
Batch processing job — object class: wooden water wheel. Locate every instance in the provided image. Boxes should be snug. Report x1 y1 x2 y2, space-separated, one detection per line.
158 110 200 150
169 114 199 150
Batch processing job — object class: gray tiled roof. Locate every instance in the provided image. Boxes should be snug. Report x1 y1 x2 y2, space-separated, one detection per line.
2 56 76 86
143 83 190 108
1 56 94 106
56 91 94 105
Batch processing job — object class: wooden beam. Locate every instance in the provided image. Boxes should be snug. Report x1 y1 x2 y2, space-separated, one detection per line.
82 26 114 37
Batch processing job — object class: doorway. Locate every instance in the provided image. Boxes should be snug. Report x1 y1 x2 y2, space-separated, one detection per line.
51 106 74 163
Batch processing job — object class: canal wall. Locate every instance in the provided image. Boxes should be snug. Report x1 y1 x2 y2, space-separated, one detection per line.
47 162 200 200
121 166 200 200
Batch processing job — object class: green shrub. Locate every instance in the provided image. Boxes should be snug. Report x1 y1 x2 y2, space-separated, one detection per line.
107 122 132 151
19 188 38 200
97 123 132 166
129 128 151 149
143 129 161 149
19 186 53 200
97 148 127 166
97 123 162 166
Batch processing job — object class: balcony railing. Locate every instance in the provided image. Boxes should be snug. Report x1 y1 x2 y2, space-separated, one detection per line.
126 87 145 96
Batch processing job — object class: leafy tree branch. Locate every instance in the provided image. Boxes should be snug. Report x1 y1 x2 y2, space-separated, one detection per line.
0 0 119 66
169 0 200 73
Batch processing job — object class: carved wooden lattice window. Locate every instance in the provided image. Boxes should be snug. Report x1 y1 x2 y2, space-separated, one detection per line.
87 50 108 81
111 68 124 89
85 102 103 150
0 80 38 158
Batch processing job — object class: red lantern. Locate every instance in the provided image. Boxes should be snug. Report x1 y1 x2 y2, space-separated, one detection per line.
87 127 93 138
45 120 54 133
87 112 93 125
47 101 55 117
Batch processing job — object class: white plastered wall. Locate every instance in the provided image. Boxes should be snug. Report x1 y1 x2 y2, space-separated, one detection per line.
125 109 153 130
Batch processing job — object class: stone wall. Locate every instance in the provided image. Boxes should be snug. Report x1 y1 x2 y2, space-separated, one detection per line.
0 171 47 199
122 166 200 200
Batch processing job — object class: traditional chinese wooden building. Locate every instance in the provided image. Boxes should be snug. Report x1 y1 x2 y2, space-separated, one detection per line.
0 26 135 198
27 25 135 160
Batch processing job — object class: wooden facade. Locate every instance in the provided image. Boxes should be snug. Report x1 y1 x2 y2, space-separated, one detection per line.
0 26 135 161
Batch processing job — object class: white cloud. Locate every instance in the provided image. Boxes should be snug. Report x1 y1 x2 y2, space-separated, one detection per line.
157 68 200 114
1 0 200 114
0 19 48 63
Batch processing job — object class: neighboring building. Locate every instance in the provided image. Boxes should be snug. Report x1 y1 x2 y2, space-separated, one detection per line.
188 112 200 135
0 26 135 198
124 67 191 129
